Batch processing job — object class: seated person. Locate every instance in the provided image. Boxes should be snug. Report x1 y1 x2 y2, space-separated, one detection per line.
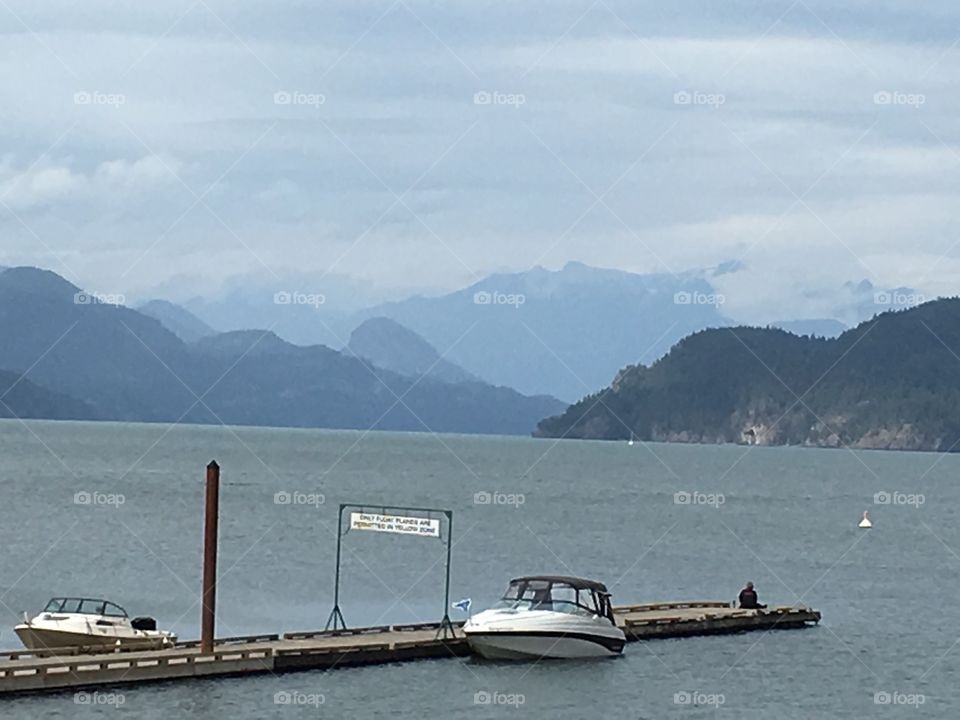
738 582 767 609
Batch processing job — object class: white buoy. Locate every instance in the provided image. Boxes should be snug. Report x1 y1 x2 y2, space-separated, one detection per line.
858 510 872 529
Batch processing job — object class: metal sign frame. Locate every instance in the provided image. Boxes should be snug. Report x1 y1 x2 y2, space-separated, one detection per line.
324 503 455 638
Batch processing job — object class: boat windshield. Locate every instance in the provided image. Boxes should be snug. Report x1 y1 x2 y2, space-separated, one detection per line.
42 598 128 617
492 580 599 617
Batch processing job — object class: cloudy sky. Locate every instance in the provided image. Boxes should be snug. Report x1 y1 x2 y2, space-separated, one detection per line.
2 0 959 322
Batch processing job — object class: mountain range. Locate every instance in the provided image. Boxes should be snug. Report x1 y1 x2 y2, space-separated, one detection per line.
0 267 563 435
536 298 960 452
357 262 732 401
165 262 916 403
174 262 728 401
0 261 934 444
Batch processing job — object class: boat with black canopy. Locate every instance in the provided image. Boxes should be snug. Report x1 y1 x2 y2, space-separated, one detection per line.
463 575 626 659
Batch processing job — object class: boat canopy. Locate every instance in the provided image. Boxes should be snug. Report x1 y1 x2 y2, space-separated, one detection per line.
498 577 616 622
509 576 609 593
42 598 128 618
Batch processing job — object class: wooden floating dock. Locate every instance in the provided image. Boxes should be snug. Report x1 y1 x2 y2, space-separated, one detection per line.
615 601 820 639
0 602 819 696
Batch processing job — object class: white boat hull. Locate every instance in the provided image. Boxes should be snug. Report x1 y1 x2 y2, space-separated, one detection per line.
467 631 623 659
464 607 625 660
14 624 175 651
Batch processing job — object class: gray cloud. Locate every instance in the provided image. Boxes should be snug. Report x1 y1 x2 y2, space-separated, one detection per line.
1 0 959 323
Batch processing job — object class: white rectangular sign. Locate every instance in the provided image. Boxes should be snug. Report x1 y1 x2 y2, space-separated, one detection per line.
349 512 441 538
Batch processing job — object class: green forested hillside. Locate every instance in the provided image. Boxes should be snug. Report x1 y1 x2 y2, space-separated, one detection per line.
536 299 960 451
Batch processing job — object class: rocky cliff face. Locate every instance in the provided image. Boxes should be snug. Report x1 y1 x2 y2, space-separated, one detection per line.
635 419 935 451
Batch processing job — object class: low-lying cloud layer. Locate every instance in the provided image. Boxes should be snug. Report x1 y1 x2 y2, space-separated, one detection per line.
1 0 959 322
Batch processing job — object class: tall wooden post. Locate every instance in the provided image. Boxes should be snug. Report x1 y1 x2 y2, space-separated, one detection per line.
201 460 220 654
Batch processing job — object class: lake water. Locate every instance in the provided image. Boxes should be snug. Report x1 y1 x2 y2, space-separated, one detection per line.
0 419 957 717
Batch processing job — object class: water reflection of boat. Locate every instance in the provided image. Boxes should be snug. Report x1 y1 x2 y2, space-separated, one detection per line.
14 597 176 651
463 576 626 659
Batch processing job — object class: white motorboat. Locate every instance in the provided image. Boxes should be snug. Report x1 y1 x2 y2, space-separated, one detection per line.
463 576 626 660
14 597 177 651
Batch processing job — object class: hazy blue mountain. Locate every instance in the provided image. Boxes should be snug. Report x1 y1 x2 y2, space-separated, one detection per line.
772 319 847 338
0 267 561 435
358 262 732 402
138 299 216 343
170 264 921 403
188 329 564 434
838 278 924 325
0 267 197 421
179 271 395 348
0 370 96 420
346 317 478 384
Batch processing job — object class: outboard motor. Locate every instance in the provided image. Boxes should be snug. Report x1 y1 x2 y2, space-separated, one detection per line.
131 616 157 632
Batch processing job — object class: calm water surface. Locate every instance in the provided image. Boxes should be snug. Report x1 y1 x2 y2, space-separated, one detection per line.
0 419 957 718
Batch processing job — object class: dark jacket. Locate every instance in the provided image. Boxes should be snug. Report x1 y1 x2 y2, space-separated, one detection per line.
738 588 761 609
